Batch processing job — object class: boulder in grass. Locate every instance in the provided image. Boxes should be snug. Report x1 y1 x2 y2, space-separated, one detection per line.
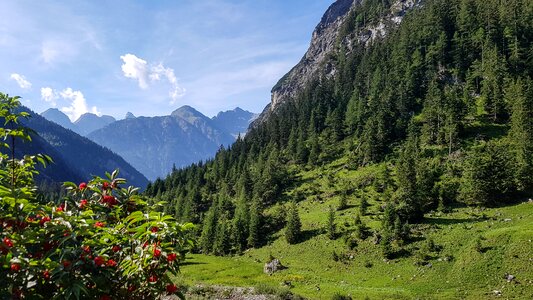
263 259 285 275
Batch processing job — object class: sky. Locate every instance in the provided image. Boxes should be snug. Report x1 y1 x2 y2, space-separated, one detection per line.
0 0 334 121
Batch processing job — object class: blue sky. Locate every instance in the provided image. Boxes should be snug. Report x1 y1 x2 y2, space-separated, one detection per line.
0 0 333 121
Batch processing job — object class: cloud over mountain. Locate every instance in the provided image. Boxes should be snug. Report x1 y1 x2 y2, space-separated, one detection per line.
120 53 185 104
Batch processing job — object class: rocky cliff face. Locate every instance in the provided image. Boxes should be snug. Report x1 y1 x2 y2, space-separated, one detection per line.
253 0 421 126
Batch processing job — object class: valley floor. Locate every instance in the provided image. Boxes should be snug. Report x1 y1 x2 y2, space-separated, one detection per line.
176 201 533 299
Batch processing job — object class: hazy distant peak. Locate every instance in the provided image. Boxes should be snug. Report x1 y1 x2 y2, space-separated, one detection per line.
171 105 202 116
41 108 76 131
125 112 136 119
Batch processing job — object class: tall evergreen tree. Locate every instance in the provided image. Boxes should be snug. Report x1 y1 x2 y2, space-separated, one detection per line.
285 202 302 244
247 199 261 248
327 206 336 240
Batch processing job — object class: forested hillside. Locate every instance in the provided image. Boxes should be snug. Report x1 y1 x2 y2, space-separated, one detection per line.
147 0 531 251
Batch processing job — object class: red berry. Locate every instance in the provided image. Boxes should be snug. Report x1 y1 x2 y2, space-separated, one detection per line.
79 199 88 209
94 256 106 266
43 270 51 280
79 182 87 189
153 247 161 257
62 260 71 268
167 253 177 262
40 216 51 226
166 284 178 294
82 245 91 253
102 195 118 207
148 275 158 283
151 226 158 233
94 222 104 228
10 263 20 272
2 237 13 248
100 295 111 300
106 259 117 267
112 245 121 252
102 182 110 190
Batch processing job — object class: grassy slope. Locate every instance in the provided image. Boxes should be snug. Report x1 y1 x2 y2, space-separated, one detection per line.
176 158 533 299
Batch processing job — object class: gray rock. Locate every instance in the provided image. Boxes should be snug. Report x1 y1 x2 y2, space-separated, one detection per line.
264 259 285 275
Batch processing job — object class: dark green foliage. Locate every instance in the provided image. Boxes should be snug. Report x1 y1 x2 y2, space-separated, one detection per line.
459 140 516 205
199 205 217 253
507 79 533 190
285 202 302 244
232 194 250 253
474 236 483 253
359 195 368 216
338 194 348 211
332 293 352 300
248 199 262 248
327 206 337 240
213 214 231 256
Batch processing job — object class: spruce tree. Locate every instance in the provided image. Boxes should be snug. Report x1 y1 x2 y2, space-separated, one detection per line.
507 79 533 190
285 202 302 244
213 214 231 256
327 205 336 240
337 194 348 211
232 193 249 253
199 204 217 254
359 195 368 216
248 199 261 248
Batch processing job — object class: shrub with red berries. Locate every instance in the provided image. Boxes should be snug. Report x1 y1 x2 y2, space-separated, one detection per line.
0 93 192 299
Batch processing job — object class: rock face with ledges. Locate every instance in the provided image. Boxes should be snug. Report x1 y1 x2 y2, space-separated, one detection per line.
252 0 422 127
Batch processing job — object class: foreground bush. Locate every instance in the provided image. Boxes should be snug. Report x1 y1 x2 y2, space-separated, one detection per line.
0 93 193 299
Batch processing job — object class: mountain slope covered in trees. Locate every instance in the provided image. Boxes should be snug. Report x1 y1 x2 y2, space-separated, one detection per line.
147 0 532 298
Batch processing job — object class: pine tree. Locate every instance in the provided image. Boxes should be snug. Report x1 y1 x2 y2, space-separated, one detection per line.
337 194 348 211
359 195 369 216
213 214 231 256
327 206 336 240
199 204 217 254
232 193 249 253
507 79 533 190
285 202 302 244
247 199 261 248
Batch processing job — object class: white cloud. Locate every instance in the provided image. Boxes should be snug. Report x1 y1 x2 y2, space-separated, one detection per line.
120 53 185 104
10 73 32 89
40 87 100 121
40 87 57 106
120 53 149 89
59 88 100 121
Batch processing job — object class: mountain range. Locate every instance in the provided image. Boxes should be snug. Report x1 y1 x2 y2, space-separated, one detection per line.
16 107 149 188
41 106 257 180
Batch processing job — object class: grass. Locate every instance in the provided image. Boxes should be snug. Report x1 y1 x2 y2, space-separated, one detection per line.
175 161 533 299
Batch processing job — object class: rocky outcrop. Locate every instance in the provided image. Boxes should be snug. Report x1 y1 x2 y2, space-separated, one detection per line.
252 0 422 127
263 259 285 275
253 0 358 126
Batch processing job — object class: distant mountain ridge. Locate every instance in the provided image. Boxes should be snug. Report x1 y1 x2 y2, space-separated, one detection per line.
17 107 149 188
74 113 116 135
40 109 116 136
40 105 256 180
87 105 254 180
212 107 258 138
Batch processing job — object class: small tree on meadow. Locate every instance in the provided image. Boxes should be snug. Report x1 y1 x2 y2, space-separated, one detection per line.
327 205 336 240
285 202 302 244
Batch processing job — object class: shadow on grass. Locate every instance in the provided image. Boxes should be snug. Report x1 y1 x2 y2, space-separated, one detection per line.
295 228 322 244
180 261 207 266
423 217 479 226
